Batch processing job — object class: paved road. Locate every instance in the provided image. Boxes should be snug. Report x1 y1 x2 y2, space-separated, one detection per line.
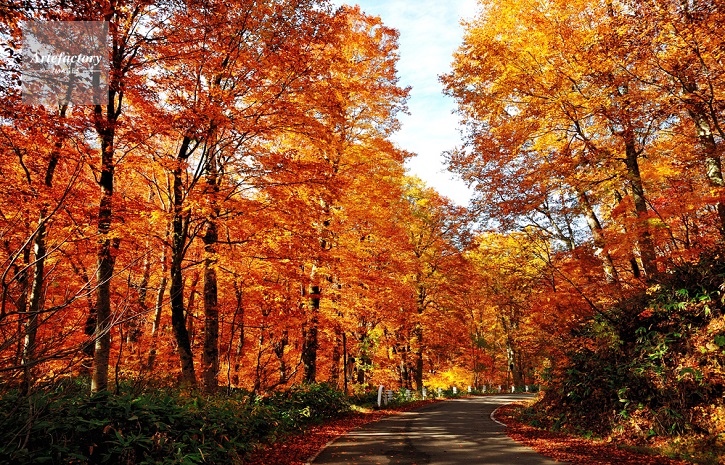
311 394 561 465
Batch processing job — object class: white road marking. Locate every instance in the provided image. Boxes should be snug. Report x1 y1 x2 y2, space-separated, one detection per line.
490 404 508 427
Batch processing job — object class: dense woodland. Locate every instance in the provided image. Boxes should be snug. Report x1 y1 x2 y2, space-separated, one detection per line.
0 0 487 397
1 0 725 462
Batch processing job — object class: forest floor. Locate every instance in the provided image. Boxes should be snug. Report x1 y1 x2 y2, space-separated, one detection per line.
247 396 698 465
495 403 693 465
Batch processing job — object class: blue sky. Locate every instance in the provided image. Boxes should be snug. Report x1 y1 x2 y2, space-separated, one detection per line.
332 0 479 206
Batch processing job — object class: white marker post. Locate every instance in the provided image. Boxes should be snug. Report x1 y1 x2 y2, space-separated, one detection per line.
377 385 384 407
422 387 427 399
468 386 472 393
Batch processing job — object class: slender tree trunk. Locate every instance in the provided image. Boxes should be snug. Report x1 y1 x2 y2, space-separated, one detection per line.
201 143 220 393
16 247 30 392
23 131 62 391
20 106 65 391
500 308 523 387
505 339 523 387
170 136 196 387
253 331 265 393
673 71 725 235
623 137 657 277
357 352 369 384
23 223 46 389
91 105 120 393
687 107 725 234
90 10 134 394
399 344 411 389
274 329 289 385
412 326 423 391
329 329 342 388
201 221 219 391
412 285 425 391
128 245 151 348
342 331 349 394
577 190 619 284
612 190 642 278
234 280 246 357
505 345 515 385
301 283 320 382
146 230 168 371
301 185 336 383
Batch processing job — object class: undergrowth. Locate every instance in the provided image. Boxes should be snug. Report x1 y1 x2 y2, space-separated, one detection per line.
0 381 349 464
530 251 725 464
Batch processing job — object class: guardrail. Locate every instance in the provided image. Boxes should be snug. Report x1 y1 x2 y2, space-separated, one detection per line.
376 384 537 407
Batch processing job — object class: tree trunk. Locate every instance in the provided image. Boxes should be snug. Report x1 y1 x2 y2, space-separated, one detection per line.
201 145 220 393
674 71 725 235
357 355 370 384
23 125 62 391
233 279 245 357
328 328 341 388
301 284 320 382
146 230 168 371
623 137 657 277
577 190 618 284
90 7 135 394
253 331 265 393
91 105 119 393
343 332 349 394
412 285 425 391
612 190 642 278
398 344 412 389
201 219 219 392
412 326 424 391
688 107 725 234
128 245 151 348
170 136 196 387
273 329 289 385
500 309 522 387
506 344 523 387
23 220 46 390
356 353 369 384
16 247 30 392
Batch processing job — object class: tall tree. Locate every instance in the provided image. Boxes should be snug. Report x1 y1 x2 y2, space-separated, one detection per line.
292 5 409 382
442 0 669 280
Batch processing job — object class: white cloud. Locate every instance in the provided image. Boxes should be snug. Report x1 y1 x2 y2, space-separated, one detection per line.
331 0 478 206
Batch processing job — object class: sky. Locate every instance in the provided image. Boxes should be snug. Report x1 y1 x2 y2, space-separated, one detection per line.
331 0 480 206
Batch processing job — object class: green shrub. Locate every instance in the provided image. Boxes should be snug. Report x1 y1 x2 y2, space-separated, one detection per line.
0 381 350 464
261 382 349 428
348 387 378 406
536 251 725 441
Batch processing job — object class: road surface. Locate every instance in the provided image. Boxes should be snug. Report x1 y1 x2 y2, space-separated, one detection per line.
310 394 560 465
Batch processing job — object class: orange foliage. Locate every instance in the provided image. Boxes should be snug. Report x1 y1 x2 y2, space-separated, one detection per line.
0 0 472 396
3 0 725 407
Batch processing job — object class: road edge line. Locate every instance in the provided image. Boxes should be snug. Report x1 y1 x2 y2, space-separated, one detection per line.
490 404 508 427
305 435 342 465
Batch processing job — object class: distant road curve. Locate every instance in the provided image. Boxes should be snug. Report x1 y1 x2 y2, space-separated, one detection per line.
310 394 559 465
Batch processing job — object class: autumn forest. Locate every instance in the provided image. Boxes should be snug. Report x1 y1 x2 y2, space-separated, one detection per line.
1 0 725 463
